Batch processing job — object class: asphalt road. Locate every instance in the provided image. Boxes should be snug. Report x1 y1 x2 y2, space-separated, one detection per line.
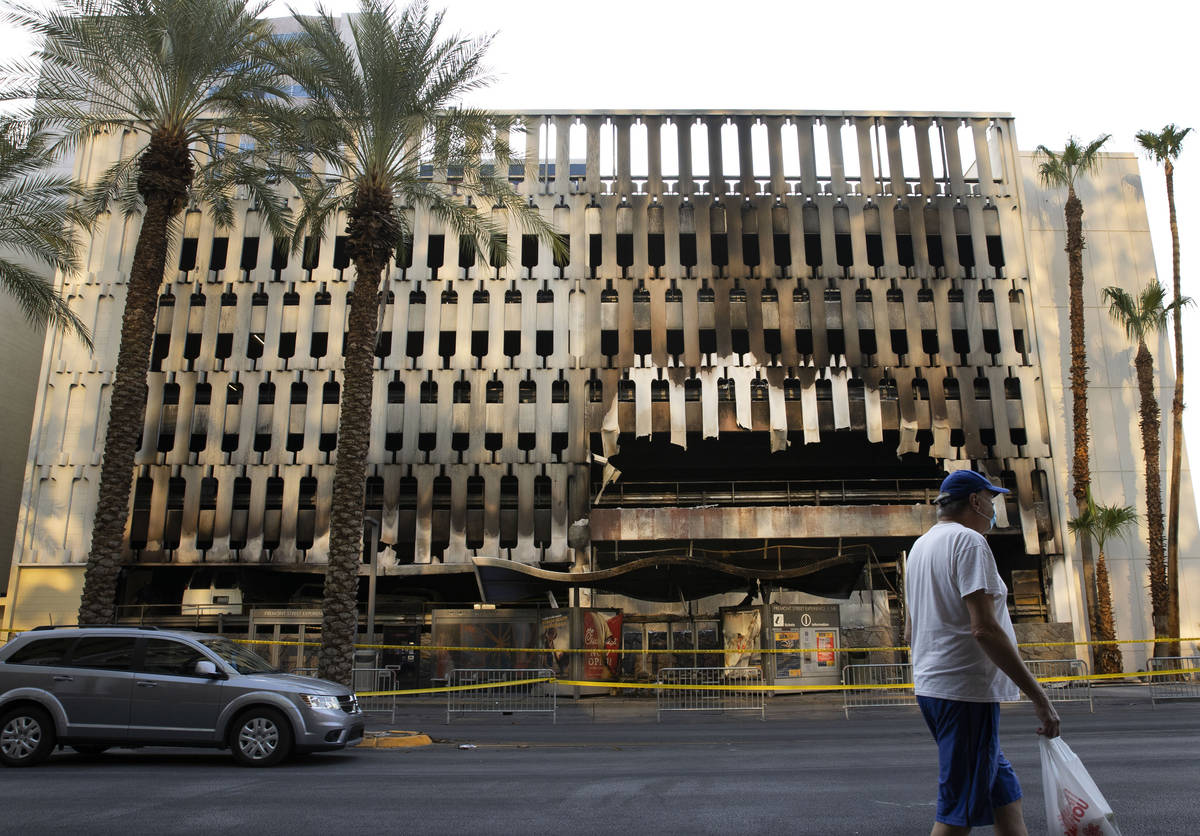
3 688 1196 835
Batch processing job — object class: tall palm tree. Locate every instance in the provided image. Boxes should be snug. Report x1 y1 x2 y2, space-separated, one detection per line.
1067 492 1136 675
1136 124 1191 658
2 0 294 623
1035 134 1109 661
279 0 565 685
1103 283 1186 656
0 121 92 348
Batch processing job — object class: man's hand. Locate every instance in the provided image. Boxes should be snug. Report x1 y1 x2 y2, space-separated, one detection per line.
1034 696 1060 738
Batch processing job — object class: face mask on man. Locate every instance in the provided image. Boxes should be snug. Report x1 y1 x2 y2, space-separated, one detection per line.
971 492 996 532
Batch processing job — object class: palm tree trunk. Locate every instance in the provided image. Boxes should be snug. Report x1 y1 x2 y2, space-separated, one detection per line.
78 136 192 624
1135 340 1169 654
1164 159 1183 658
1093 546 1124 674
318 188 398 686
1065 187 1100 660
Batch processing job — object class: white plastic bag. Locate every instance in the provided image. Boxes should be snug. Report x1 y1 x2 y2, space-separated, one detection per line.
1039 736 1121 836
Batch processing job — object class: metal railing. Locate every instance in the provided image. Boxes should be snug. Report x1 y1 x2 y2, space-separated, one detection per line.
1022 659 1092 712
294 667 397 723
843 659 1096 718
656 667 765 722
842 663 916 718
1149 656 1200 706
445 668 557 724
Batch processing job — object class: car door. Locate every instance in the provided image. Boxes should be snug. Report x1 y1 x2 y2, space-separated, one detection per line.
127 638 228 744
55 636 137 740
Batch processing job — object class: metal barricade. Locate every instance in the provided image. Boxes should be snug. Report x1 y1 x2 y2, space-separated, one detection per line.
445 668 556 724
353 668 398 723
842 663 915 718
293 667 397 723
656 667 765 722
1023 659 1092 712
1149 656 1200 706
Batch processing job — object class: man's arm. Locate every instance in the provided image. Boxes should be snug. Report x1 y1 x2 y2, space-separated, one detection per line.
963 589 1060 738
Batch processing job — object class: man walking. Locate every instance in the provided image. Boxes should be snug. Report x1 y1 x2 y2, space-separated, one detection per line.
905 470 1061 836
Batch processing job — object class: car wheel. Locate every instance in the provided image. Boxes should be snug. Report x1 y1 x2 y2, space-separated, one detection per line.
71 745 111 756
230 707 292 767
0 705 56 767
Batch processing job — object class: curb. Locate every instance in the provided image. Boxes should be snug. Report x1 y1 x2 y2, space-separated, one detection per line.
356 730 433 749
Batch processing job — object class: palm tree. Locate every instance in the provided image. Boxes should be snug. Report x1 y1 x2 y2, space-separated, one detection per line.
1067 492 1136 675
1136 124 1191 658
2 0 294 623
0 121 93 348
1034 134 1109 661
1103 283 1186 656
278 0 565 685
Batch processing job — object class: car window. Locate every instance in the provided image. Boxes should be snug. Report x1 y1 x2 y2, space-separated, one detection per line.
4 637 76 666
67 636 136 671
139 639 210 676
198 638 277 674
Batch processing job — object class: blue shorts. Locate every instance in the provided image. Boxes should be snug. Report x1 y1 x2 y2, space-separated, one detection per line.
917 696 1022 827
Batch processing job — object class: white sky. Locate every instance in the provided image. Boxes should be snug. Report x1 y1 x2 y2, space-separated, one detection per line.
4 0 1199 473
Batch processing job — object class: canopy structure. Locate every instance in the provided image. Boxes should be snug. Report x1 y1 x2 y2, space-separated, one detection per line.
471 553 867 603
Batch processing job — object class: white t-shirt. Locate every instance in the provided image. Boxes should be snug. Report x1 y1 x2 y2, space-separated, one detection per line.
905 521 1020 702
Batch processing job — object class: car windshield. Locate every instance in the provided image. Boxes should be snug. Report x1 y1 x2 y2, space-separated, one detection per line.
199 638 278 674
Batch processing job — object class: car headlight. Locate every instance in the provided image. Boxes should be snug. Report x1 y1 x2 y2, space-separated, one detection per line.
300 694 341 711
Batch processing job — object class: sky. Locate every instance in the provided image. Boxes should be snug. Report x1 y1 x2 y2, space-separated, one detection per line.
3 0 1199 469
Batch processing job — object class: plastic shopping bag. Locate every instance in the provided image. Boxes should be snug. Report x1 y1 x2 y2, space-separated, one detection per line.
1039 736 1121 836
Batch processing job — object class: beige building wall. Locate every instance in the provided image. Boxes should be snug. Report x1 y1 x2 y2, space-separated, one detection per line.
0 304 44 597
1020 151 1200 668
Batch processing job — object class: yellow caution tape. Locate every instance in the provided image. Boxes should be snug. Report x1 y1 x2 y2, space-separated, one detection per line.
351 667 1196 697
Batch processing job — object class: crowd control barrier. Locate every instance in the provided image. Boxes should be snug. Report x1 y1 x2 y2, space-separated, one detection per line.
1148 656 1200 706
841 663 916 717
294 667 397 723
1022 659 1093 712
655 667 765 722
445 668 557 724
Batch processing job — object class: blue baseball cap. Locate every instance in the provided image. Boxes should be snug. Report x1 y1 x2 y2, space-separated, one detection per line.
935 470 1010 504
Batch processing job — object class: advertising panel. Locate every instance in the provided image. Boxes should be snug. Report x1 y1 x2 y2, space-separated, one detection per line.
582 610 623 681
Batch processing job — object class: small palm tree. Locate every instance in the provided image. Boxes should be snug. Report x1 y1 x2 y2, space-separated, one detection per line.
278 0 564 685
2 0 295 624
1035 134 1109 662
1136 124 1191 658
1068 492 1136 675
0 121 92 348
1103 283 1187 656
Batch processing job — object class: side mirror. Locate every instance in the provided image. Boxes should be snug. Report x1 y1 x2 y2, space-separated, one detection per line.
195 660 225 679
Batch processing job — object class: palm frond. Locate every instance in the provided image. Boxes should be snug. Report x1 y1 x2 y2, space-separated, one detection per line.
1035 134 1110 190
1136 124 1191 163
6 0 296 224
0 258 93 349
1068 489 1137 550
1103 282 1171 342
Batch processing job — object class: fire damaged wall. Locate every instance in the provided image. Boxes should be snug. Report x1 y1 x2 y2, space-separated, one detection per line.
12 111 1061 581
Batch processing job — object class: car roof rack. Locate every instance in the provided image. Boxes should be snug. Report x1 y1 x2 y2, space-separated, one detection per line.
30 624 161 631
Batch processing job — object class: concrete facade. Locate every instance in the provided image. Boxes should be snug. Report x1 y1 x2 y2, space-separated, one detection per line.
1020 150 1200 664
4 107 1196 671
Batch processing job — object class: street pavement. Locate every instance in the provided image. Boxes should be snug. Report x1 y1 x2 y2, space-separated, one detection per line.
2 686 1197 835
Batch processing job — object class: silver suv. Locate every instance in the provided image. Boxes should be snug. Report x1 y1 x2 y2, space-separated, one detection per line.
0 626 363 767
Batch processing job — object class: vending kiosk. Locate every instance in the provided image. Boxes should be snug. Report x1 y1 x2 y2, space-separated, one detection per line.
769 604 841 688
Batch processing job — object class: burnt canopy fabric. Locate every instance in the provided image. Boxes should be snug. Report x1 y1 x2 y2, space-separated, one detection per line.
472 553 866 603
